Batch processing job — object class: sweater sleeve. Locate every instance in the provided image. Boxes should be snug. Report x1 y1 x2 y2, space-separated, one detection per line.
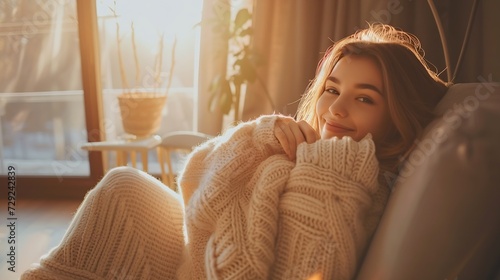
176 114 287 279
271 135 384 280
205 154 295 279
177 114 285 205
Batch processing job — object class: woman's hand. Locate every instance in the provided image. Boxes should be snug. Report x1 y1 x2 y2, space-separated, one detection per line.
274 117 320 160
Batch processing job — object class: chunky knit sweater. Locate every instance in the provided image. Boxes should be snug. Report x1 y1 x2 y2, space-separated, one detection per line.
177 115 388 279
21 115 388 280
21 167 186 280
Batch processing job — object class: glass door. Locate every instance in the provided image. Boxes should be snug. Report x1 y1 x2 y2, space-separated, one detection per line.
0 0 90 177
95 0 202 174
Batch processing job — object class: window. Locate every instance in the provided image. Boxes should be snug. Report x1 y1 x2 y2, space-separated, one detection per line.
96 0 203 174
0 0 203 192
0 0 88 177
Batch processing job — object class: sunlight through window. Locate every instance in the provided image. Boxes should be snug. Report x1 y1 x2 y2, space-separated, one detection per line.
94 0 203 175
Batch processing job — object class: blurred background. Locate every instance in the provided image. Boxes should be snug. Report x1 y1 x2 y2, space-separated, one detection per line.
0 0 498 187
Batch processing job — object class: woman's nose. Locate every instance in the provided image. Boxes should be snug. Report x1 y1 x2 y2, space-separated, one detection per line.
329 95 348 118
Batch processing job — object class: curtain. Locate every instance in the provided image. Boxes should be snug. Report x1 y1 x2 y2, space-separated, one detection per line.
241 0 416 121
198 0 499 132
0 1 81 92
436 0 499 83
380 0 499 84
196 0 229 135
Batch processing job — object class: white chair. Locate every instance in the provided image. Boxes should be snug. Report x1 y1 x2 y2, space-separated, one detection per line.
158 131 213 189
81 135 162 172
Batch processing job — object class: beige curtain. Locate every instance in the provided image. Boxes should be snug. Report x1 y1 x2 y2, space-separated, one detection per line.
200 0 499 133
375 0 499 84
241 0 421 121
242 0 353 121
196 0 229 135
465 0 500 82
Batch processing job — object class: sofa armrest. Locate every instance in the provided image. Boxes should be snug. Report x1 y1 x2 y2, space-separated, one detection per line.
357 83 500 280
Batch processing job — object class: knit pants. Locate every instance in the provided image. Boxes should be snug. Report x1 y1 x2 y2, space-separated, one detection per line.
21 166 186 280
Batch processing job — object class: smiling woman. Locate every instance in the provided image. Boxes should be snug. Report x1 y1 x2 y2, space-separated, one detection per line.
317 55 391 143
20 23 452 280
297 24 448 175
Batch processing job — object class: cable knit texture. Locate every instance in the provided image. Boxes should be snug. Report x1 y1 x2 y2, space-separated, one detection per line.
177 115 387 280
21 167 185 280
21 115 388 280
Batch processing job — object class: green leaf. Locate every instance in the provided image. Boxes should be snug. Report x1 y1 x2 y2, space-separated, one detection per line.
233 49 244 58
235 57 257 83
239 27 253 37
208 77 233 115
208 75 222 112
208 74 222 93
233 75 244 88
220 80 233 114
234 9 251 31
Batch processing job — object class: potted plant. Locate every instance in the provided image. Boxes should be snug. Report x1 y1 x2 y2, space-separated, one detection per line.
111 4 176 138
207 7 273 124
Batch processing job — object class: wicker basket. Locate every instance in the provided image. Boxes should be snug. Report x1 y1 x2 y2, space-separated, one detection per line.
118 93 167 138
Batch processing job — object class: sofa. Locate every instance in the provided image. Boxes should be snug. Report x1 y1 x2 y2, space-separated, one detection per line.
356 82 500 279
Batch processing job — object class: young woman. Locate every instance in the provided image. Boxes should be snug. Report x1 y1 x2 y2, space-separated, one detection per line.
22 24 448 280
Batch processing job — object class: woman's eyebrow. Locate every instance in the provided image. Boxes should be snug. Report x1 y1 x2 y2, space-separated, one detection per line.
327 76 383 96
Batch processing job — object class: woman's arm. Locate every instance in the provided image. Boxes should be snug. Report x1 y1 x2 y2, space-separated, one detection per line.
271 135 384 279
176 114 293 279
177 114 286 206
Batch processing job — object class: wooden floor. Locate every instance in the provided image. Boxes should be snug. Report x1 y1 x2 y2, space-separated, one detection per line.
0 199 82 280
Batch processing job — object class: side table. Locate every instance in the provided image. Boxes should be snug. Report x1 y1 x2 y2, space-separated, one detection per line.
81 135 162 172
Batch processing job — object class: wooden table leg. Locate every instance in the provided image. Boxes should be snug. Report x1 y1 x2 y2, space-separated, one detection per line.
102 151 109 172
158 147 167 183
116 151 127 166
166 149 175 188
142 151 148 172
130 151 137 168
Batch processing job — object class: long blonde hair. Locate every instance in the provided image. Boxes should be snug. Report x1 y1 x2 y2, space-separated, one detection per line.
296 24 449 174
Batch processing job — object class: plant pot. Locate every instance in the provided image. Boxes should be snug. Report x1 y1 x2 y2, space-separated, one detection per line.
118 93 167 138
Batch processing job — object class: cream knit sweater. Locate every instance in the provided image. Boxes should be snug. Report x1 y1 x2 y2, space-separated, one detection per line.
21 115 388 280
21 167 186 280
177 115 388 279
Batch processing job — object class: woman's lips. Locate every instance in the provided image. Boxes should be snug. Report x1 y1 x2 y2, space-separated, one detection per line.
324 121 354 134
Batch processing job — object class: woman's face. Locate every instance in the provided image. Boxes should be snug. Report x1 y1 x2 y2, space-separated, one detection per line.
316 55 392 142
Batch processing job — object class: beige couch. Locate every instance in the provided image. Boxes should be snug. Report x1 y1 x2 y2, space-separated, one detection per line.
357 82 500 279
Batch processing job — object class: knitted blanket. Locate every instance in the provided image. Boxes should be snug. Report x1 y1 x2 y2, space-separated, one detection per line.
177 115 387 280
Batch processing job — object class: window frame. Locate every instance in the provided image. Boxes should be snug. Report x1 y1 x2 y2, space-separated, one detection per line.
0 0 105 199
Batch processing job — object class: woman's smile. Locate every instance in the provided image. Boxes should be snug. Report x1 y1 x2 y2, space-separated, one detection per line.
324 120 355 135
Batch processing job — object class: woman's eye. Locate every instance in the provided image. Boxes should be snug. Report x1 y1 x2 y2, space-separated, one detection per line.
357 97 374 104
325 88 339 95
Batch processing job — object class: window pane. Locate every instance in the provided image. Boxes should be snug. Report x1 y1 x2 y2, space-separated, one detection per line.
96 0 202 173
0 0 89 176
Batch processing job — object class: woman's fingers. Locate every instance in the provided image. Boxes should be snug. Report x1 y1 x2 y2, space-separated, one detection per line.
275 120 295 159
274 117 319 160
284 121 304 160
297 120 321 143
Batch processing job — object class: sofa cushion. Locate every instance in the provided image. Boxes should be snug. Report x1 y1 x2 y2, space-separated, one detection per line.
356 82 500 280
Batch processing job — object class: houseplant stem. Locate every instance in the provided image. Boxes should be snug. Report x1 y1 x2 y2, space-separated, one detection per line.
234 82 241 122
